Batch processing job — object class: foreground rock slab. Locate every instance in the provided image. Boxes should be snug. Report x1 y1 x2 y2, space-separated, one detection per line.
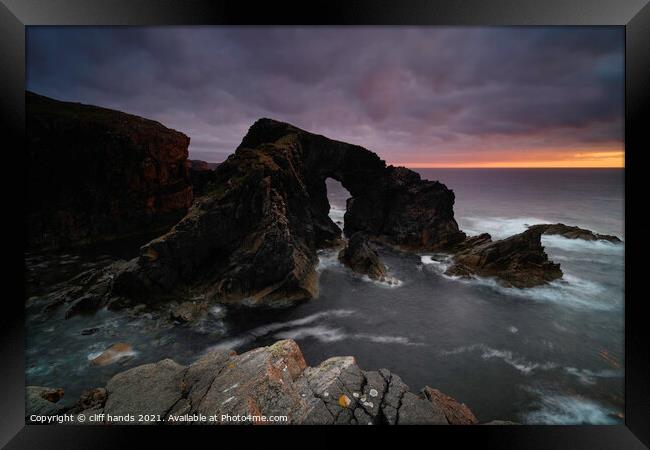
30 340 483 425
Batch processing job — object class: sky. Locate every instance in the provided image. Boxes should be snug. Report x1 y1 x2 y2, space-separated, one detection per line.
27 27 624 168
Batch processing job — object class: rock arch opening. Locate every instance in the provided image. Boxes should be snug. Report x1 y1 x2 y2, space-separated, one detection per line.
325 177 351 233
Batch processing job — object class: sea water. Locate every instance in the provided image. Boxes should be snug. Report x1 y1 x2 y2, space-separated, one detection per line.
25 168 624 424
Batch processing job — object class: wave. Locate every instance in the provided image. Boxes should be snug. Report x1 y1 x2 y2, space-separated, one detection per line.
420 254 453 273
247 309 356 337
318 248 403 287
203 309 356 353
441 271 619 311
439 344 556 375
541 235 624 254
458 217 624 248
564 367 623 385
460 216 548 240
328 207 346 230
523 390 620 424
359 273 403 288
275 325 424 346
317 249 344 273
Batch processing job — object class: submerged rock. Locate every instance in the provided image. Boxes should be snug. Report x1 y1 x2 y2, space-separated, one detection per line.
338 232 387 280
527 223 621 243
90 343 135 366
170 301 208 323
446 227 562 288
65 339 484 425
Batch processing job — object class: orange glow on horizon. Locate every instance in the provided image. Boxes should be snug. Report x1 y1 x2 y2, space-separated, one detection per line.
392 150 624 169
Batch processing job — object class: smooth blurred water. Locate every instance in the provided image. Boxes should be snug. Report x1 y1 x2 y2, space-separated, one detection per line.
25 169 625 424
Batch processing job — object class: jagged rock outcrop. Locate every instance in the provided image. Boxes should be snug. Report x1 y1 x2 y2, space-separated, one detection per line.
338 232 387 280
527 223 622 243
26 91 193 249
187 159 217 197
54 118 464 310
445 228 563 288
28 340 481 425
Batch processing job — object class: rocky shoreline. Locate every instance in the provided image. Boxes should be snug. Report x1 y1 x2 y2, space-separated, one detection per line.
33 113 622 318
26 95 623 426
27 339 499 425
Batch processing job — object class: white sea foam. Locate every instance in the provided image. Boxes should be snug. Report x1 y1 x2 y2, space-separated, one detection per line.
317 249 344 272
564 367 623 385
318 248 403 287
459 216 548 240
541 235 624 254
203 310 357 353
459 216 624 250
359 274 403 288
523 391 619 424
274 325 424 346
275 325 347 343
328 207 346 230
439 344 556 375
205 336 254 352
443 271 619 311
420 254 453 273
248 309 356 337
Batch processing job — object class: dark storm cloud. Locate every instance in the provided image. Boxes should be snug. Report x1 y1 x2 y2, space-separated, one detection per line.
27 26 624 163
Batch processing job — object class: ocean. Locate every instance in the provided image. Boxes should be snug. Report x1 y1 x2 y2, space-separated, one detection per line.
25 168 625 424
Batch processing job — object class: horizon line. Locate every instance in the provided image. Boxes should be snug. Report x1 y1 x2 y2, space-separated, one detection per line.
397 165 625 169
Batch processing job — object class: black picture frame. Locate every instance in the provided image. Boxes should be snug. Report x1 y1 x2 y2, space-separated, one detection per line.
1 1 648 448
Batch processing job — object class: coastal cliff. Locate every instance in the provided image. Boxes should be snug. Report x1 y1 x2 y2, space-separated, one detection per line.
29 99 622 315
26 92 193 249
104 118 466 307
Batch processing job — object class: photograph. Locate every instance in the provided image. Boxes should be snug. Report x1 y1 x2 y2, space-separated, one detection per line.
24 26 626 426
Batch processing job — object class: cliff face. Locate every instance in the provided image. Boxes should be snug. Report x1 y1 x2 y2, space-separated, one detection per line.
187 159 218 196
107 118 465 307
26 91 193 249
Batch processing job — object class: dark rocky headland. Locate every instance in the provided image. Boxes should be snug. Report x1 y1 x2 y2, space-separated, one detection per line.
26 93 622 425
27 91 194 250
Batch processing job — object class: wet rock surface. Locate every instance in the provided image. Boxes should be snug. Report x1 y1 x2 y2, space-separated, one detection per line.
28 340 487 425
446 228 563 288
90 343 135 366
527 223 622 243
338 233 387 280
46 117 465 311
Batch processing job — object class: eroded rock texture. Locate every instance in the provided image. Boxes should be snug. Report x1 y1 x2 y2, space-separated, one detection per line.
445 228 563 288
102 118 464 307
527 223 622 243
338 232 387 280
26 91 192 249
34 340 478 425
